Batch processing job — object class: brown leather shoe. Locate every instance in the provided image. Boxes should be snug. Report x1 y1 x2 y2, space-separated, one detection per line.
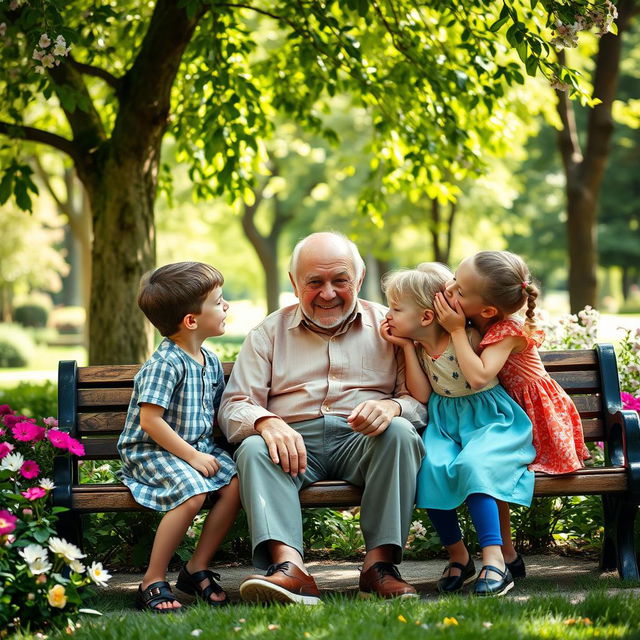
239 562 322 605
359 562 418 599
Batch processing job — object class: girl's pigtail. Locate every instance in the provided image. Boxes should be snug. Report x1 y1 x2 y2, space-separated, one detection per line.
524 282 539 333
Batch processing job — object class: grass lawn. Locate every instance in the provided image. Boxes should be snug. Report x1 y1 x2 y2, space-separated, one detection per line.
33 589 640 640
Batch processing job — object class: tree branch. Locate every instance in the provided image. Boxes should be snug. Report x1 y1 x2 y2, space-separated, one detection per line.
69 57 121 91
555 50 582 179
0 121 80 162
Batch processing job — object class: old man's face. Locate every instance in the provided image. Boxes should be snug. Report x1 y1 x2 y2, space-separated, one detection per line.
290 237 363 331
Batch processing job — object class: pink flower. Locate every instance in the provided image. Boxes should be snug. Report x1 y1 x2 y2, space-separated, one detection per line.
0 509 17 534
20 460 40 479
0 405 12 416
621 392 640 412
0 442 15 459
12 422 45 442
67 437 85 457
43 417 58 428
46 429 70 449
21 487 47 501
4 415 34 429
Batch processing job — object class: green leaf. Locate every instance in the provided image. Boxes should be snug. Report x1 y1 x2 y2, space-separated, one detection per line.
515 39 528 64
525 55 538 77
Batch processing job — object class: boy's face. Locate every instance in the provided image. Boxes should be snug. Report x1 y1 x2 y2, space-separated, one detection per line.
195 286 228 337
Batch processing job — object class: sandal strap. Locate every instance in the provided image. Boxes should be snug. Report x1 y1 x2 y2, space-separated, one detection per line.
138 581 178 608
477 565 507 581
182 566 225 598
442 561 466 576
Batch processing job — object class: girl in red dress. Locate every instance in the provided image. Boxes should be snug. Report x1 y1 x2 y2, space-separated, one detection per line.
433 250 590 579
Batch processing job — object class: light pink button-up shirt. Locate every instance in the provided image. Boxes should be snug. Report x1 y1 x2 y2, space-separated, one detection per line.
218 299 427 443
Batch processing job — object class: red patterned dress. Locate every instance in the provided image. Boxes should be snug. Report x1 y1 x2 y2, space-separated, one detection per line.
479 319 590 474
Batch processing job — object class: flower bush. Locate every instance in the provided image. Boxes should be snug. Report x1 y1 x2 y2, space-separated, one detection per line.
0 405 110 635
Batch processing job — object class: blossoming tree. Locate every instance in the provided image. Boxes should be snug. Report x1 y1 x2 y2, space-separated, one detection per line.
0 0 618 364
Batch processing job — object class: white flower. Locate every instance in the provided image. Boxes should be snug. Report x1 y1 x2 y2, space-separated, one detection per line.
0 23 7 37
52 35 70 57
38 33 51 48
41 53 55 68
69 559 85 573
1 451 24 472
39 478 55 491
34 66 45 74
87 561 111 586
186 526 196 539
191 631 203 637
29 556 53 575
19 543 48 564
33 48 45 61
48 536 85 563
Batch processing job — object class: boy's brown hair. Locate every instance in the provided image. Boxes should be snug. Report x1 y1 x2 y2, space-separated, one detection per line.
137 262 224 336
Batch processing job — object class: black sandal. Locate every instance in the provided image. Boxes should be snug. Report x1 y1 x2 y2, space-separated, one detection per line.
176 563 228 607
135 581 183 613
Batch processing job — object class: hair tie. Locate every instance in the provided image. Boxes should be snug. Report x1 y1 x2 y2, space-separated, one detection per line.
521 281 529 290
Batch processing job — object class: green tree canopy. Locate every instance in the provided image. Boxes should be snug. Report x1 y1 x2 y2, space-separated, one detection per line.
0 0 616 363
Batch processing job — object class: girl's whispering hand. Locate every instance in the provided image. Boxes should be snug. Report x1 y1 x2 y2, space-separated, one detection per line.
434 292 466 334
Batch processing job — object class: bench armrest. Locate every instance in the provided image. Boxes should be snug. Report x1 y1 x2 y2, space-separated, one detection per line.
596 344 640 499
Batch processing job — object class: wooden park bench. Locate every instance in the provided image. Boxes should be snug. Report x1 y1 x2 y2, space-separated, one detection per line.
53 344 640 579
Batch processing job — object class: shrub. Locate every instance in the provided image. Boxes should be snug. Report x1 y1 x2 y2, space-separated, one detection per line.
49 306 85 335
0 381 57 423
0 323 35 367
0 407 111 634
14 303 49 328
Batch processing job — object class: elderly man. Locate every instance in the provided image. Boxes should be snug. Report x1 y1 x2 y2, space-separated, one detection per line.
218 232 426 604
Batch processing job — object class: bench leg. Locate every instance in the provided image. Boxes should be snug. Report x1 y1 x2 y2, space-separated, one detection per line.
601 495 639 580
56 510 84 550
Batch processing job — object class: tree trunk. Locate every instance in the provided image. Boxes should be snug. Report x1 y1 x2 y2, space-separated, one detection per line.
86 155 156 364
556 1 637 312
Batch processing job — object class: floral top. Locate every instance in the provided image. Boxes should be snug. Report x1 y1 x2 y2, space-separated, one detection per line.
479 318 590 474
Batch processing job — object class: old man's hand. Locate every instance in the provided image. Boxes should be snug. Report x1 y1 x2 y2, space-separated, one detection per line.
255 416 308 476
347 399 401 437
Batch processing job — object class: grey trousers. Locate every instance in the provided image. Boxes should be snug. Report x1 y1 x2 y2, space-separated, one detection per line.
234 415 425 569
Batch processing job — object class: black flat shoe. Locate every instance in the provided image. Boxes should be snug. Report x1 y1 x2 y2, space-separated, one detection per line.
176 563 228 607
506 553 526 579
437 556 476 594
473 564 514 597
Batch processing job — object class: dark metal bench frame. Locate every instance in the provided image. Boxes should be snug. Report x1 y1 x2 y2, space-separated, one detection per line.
53 344 640 579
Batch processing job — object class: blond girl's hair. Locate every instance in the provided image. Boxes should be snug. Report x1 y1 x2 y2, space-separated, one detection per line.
381 262 453 309
472 251 539 328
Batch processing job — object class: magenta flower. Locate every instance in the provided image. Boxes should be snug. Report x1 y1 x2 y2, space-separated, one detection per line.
0 509 17 534
46 429 70 449
67 437 85 457
4 414 34 429
621 392 640 412
21 487 47 501
0 441 15 459
0 404 13 416
20 460 41 480
12 422 45 442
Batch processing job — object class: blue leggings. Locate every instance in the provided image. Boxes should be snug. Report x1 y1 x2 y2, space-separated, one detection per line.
427 493 503 548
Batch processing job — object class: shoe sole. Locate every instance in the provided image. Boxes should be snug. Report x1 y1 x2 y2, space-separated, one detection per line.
358 591 419 600
474 579 515 597
239 579 322 605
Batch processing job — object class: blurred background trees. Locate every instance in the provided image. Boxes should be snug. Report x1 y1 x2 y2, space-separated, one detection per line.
0 0 638 365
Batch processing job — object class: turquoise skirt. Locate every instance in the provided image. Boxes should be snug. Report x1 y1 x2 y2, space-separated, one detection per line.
416 384 535 510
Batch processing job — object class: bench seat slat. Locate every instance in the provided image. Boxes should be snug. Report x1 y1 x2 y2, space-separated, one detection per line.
70 468 628 512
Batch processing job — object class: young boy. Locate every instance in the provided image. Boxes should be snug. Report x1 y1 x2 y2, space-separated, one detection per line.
118 262 240 613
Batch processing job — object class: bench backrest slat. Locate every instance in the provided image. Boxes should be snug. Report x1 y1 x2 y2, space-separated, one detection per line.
65 349 611 468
